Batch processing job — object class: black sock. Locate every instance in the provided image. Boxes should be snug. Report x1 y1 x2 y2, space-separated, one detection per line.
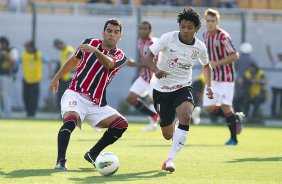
178 124 189 131
57 118 76 162
134 98 155 117
225 114 237 142
212 106 225 117
89 127 127 157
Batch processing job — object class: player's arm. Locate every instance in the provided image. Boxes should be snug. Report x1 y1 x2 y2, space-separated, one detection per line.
78 44 115 69
144 49 168 79
50 55 79 93
202 63 213 99
211 52 239 67
211 35 239 67
127 58 147 68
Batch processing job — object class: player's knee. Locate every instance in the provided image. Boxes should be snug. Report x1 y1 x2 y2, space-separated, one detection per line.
109 116 128 137
126 95 136 105
60 115 78 133
162 132 173 140
204 106 214 113
178 112 192 123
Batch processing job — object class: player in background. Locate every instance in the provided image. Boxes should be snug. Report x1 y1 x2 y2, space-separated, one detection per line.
202 8 245 146
51 19 128 170
126 21 159 131
53 39 75 109
144 6 213 172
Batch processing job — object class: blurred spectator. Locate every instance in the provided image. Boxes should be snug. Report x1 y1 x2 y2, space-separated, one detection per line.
266 44 282 118
53 39 75 110
0 36 19 118
88 0 112 3
234 42 255 112
218 0 237 8
244 63 267 121
19 40 51 117
8 0 26 13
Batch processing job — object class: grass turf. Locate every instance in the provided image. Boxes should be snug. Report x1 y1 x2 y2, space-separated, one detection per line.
0 119 281 184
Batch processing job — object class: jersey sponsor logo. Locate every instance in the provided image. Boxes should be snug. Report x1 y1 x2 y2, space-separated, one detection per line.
161 84 183 90
166 58 191 70
191 50 200 60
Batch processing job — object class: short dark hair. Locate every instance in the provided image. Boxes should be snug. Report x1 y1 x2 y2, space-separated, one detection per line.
177 6 201 28
140 21 152 31
53 38 64 46
0 36 9 47
103 19 122 32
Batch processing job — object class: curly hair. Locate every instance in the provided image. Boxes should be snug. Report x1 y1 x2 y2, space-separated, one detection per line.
177 6 201 28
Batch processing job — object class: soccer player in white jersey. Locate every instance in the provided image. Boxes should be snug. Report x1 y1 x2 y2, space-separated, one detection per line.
202 8 245 146
126 21 159 131
144 6 213 172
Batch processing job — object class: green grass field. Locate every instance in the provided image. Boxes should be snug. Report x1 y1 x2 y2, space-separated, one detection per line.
0 119 281 184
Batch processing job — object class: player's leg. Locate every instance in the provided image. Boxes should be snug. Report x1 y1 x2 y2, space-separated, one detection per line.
164 88 194 172
55 90 86 170
84 106 128 167
126 77 158 120
55 111 79 170
203 82 225 118
221 82 245 145
220 105 238 145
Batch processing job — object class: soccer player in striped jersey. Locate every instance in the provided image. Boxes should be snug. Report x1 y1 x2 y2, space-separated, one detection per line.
126 21 159 131
144 6 214 172
202 8 245 146
50 19 128 170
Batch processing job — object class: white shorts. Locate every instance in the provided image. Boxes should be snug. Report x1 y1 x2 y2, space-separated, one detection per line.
129 77 153 98
203 81 235 106
61 89 121 128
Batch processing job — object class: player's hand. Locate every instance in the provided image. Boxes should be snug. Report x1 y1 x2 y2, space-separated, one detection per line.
78 44 97 53
50 78 59 94
206 86 214 99
127 58 137 67
155 69 169 79
209 61 217 68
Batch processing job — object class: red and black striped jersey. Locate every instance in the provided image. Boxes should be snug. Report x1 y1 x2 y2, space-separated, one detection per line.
138 37 156 83
203 28 237 82
69 38 127 106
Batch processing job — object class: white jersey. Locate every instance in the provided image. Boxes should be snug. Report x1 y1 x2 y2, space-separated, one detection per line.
149 31 209 92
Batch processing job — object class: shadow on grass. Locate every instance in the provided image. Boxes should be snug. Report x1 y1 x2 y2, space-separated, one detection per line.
4 167 93 178
0 169 6 176
133 144 223 147
68 170 167 183
227 157 282 163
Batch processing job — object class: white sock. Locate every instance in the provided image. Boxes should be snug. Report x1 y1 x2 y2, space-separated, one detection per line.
168 127 188 160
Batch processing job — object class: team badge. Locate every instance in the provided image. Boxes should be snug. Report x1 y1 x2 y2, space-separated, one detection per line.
191 50 200 60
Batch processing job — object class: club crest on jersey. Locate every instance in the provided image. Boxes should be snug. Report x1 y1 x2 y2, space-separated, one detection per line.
191 50 200 60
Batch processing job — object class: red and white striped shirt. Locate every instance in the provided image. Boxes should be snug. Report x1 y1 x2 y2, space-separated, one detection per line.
138 37 156 83
69 38 127 106
203 28 237 82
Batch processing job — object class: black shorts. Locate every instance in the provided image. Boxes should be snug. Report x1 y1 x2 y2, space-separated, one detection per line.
153 86 195 127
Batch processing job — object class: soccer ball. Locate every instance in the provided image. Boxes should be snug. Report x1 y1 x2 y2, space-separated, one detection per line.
95 152 119 176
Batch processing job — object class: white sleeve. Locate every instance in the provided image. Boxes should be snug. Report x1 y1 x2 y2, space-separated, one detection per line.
149 33 170 56
198 46 209 65
9 48 19 61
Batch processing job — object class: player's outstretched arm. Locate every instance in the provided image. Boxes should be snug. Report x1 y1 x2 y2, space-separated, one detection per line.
78 44 115 69
203 63 213 99
127 58 147 68
50 55 79 94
